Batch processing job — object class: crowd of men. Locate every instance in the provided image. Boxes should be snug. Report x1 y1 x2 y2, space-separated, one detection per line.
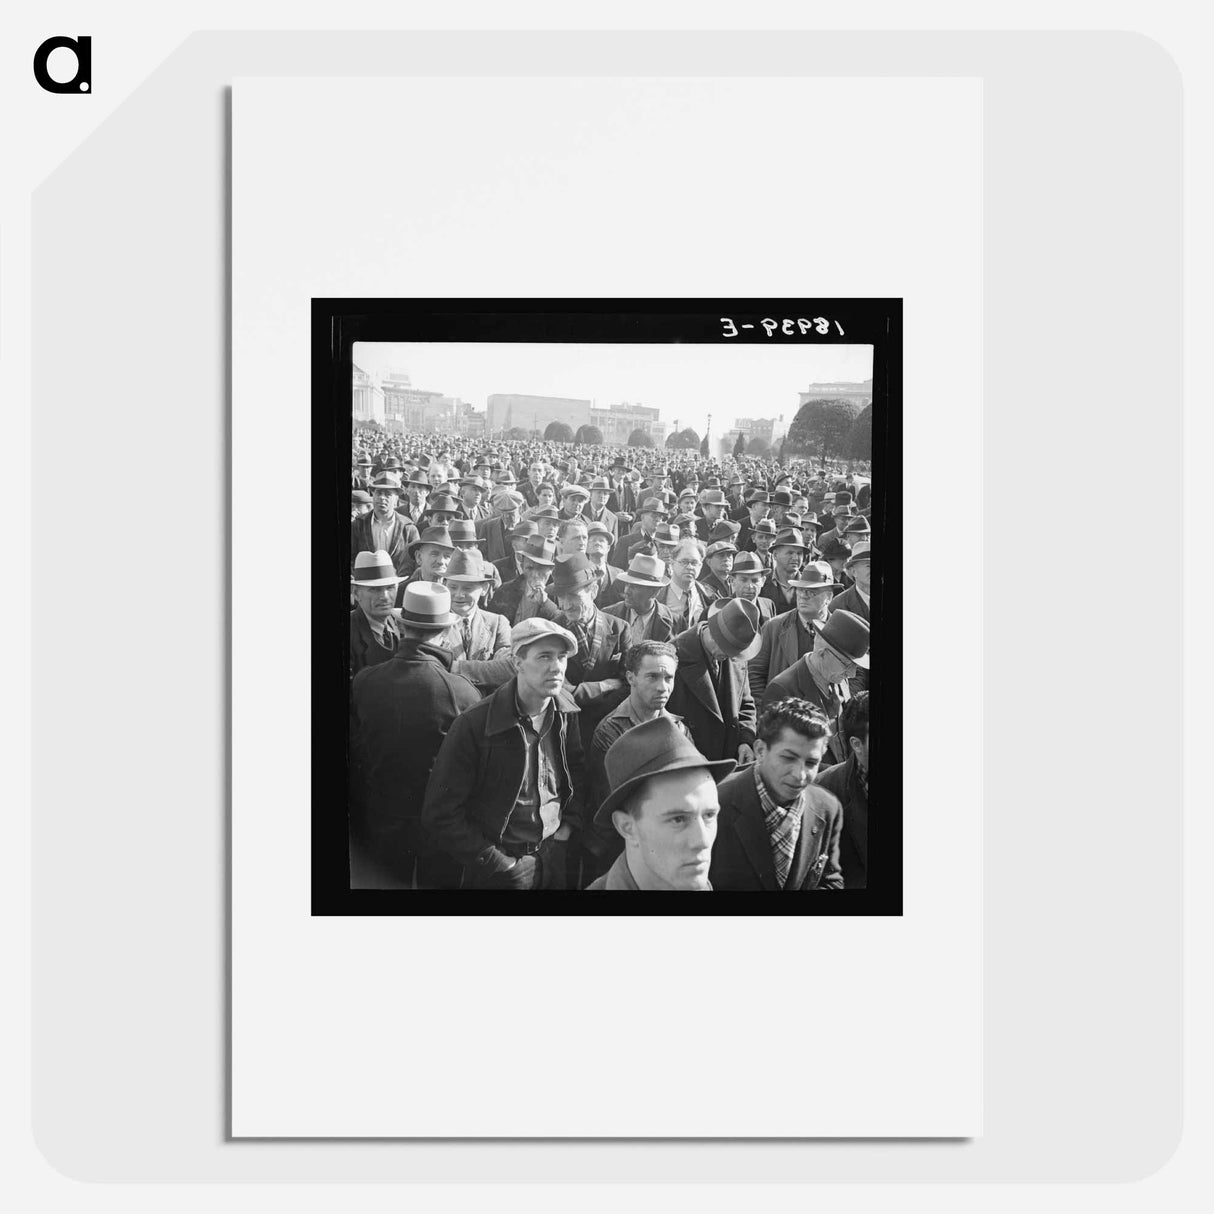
347 429 875 893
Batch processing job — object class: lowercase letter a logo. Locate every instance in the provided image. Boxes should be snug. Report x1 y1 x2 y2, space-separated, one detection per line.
33 36 91 93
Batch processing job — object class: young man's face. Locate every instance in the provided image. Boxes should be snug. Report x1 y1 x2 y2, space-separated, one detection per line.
729 571 764 601
407 485 428 510
749 502 768 522
563 496 586 517
849 731 870 773
558 525 588 555
701 503 724 524
447 580 486 617
536 487 556 507
614 769 719 891
529 467 544 486
627 653 677 713
756 726 829 804
586 535 611 562
590 489 609 509
460 487 482 509
755 532 774 552
514 639 569 699
354 583 395 622
416 544 451 580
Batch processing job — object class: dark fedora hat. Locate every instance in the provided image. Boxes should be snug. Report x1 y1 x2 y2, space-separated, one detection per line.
446 518 479 546
551 553 597 594
729 551 766 577
772 527 809 551
812 608 870 668
705 596 762 661
594 716 735 825
406 525 456 558
518 535 557 567
426 493 461 515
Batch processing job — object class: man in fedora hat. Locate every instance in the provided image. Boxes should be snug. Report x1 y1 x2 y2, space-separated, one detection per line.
349 550 407 680
735 489 770 548
584 520 625 605
723 551 778 626
486 535 563 627
584 640 694 877
659 537 717 633
829 540 871 622
585 716 733 891
749 561 844 702
583 477 618 537
456 475 491 524
439 549 512 664
818 535 853 584
493 519 538 584
349 582 481 888
815 690 869 889
608 497 667 569
710 699 844 892
665 597 760 766
395 525 456 605
746 517 778 573
475 489 525 565
699 538 737 599
759 527 810 614
423 618 588 891
648 520 683 568
601 552 677 643
693 488 730 543
447 518 503 594
527 503 561 544
549 553 630 741
353 473 421 579
397 472 431 526
761 609 870 767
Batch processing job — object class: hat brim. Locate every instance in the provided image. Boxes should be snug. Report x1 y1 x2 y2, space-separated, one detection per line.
811 618 870 668
616 572 670 587
351 574 406 588
845 552 871 568
444 573 492 584
594 754 737 825
788 579 844 592
399 611 457 630
407 539 456 557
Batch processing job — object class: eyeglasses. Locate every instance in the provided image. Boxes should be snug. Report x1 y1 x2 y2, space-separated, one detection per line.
673 559 701 569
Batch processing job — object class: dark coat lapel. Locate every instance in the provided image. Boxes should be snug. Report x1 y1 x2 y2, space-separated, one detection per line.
730 775 779 890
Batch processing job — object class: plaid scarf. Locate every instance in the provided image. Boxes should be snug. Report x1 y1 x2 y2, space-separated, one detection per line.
753 765 803 890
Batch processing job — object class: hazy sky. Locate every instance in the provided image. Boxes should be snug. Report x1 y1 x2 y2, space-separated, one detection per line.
354 341 872 438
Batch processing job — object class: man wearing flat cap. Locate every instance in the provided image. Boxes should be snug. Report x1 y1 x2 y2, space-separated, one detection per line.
423 618 588 890
710 698 845 892
349 582 481 888
557 481 590 523
749 561 844 702
665 596 760 766
762 609 870 767
585 716 733 891
352 473 420 578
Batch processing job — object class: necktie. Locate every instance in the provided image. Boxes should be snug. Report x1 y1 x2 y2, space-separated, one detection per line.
574 623 591 666
462 618 473 657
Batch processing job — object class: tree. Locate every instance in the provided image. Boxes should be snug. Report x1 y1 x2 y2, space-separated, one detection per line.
506 426 530 441
784 397 862 463
665 427 701 450
746 435 771 456
733 432 746 457
627 428 655 448
543 421 574 442
845 404 873 461
574 424 604 445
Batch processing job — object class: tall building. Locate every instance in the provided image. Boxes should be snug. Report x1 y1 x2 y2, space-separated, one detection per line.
590 401 666 445
352 364 386 424
797 379 873 410
732 416 778 446
486 393 592 437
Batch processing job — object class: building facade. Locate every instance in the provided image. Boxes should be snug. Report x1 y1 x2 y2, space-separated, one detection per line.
352 364 386 425
797 379 873 410
486 393 592 438
590 401 667 445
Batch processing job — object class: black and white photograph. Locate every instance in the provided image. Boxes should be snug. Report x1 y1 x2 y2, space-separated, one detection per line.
315 299 901 911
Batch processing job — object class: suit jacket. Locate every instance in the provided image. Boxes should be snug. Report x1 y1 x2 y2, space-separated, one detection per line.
476 514 515 565
749 610 820 703
607 481 640 516
665 627 757 763
486 575 562 627
590 562 625 607
761 661 850 766
349 607 401 681
659 578 717 632
351 512 419 577
494 552 526 584
827 583 870 622
698 570 732 599
608 526 654 570
815 754 868 889
582 505 619 537
709 767 844 891
759 574 798 615
439 606 512 662
601 599 676 643
559 609 630 743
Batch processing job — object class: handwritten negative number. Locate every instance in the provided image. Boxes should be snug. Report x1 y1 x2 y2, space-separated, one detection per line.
720 317 843 337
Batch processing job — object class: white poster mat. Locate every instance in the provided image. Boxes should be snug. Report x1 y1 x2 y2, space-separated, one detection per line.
232 75 982 1138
